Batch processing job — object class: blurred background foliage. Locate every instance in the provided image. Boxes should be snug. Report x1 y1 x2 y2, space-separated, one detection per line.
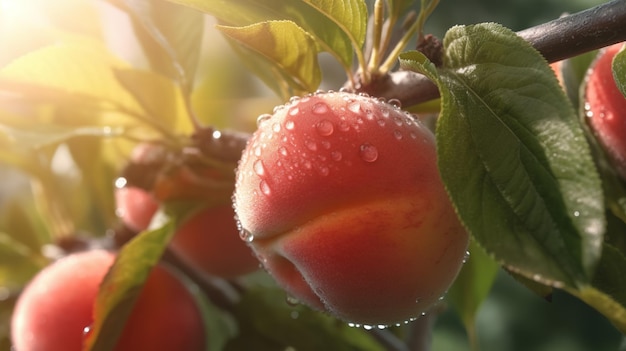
0 0 623 350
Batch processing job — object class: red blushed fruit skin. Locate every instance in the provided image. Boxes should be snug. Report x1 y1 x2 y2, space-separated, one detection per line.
11 250 205 351
115 186 160 232
114 186 259 278
234 91 468 325
169 205 261 278
585 43 626 179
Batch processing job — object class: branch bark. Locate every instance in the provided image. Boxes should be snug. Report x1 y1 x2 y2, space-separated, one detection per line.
360 0 626 107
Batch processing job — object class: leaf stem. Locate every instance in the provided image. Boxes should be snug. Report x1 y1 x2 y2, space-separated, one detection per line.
379 0 440 74
367 0 386 72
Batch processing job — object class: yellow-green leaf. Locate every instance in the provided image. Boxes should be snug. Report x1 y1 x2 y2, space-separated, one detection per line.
217 20 321 93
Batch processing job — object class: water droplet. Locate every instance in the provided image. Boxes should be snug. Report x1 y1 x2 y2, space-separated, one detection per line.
359 143 378 162
285 120 295 130
574 210 580 217
239 228 254 242
254 146 262 157
312 102 329 114
315 119 334 136
260 180 271 195
388 98 402 108
377 119 386 126
290 311 300 319
321 140 331 149
358 92 370 98
410 132 418 139
318 166 329 176
272 123 281 133
279 146 288 156
393 116 403 126
114 177 127 189
286 295 300 306
253 159 266 176
331 151 342 161
305 140 318 151
289 107 300 116
289 96 301 104
314 89 325 95
463 250 470 264
212 130 222 139
393 130 403 140
303 160 312 169
381 108 390 118
363 325 374 330
339 87 350 93
338 120 350 132
348 101 361 113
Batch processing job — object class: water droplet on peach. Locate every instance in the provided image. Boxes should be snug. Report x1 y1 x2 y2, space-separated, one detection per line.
289 107 300 116
260 180 271 195
239 228 255 242
315 119 335 136
285 120 295 130
279 146 288 156
348 101 361 113
331 151 342 161
388 98 402 108
257 113 272 126
305 140 318 151
253 159 266 176
312 102 329 114
359 143 378 162
394 130 403 140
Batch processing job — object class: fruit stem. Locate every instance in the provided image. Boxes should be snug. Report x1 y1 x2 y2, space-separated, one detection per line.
378 0 440 75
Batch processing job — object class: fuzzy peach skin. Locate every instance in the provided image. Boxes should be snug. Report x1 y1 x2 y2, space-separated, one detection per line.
11 250 206 351
233 91 468 325
169 205 261 278
585 42 626 180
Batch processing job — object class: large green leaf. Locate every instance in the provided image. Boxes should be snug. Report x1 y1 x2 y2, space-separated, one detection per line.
217 21 321 94
399 23 605 288
115 0 205 91
613 43 626 98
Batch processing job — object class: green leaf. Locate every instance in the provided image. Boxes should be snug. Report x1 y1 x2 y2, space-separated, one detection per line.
85 215 176 351
300 0 368 62
113 68 193 134
0 232 47 288
230 285 384 351
217 20 321 94
447 239 498 344
166 0 367 80
117 0 205 91
399 23 605 288
571 243 626 334
613 43 626 98
0 38 142 115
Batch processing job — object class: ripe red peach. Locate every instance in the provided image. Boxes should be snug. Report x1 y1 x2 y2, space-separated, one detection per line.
169 205 261 278
233 91 468 325
114 148 259 278
11 250 206 351
585 42 626 179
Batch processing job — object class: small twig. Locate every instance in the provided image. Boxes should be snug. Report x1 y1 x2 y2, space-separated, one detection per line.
358 0 626 108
